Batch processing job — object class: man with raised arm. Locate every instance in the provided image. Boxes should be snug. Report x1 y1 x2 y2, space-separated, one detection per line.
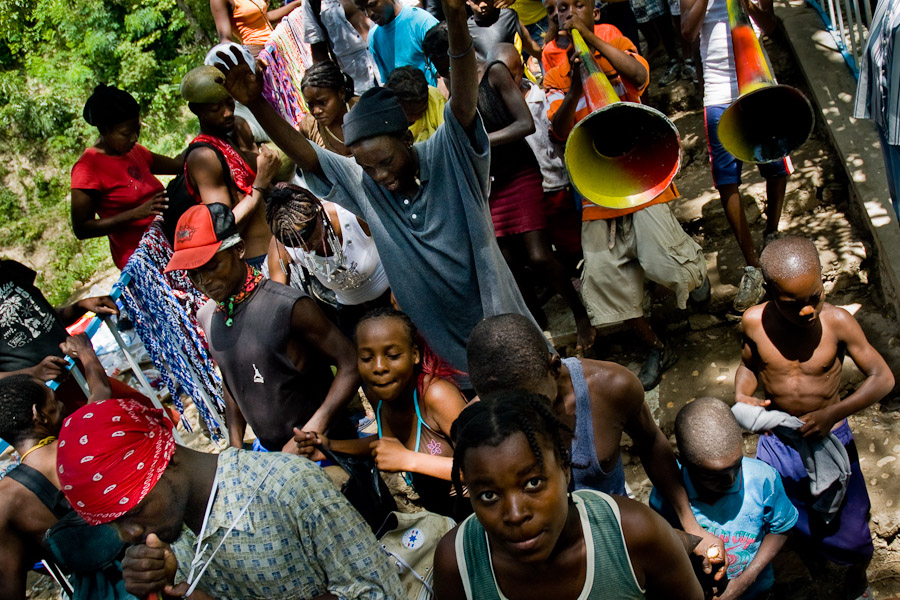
216 0 534 390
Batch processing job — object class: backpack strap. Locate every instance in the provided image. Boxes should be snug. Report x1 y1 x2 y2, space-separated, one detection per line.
6 464 69 518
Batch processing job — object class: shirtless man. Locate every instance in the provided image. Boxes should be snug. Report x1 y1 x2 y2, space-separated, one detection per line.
736 235 894 599
0 337 111 600
165 203 360 452
181 65 281 266
467 313 727 570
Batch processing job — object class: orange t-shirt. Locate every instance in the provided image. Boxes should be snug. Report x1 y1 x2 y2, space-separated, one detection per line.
543 24 672 221
231 0 273 46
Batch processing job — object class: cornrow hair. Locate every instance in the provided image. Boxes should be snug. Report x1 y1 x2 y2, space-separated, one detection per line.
356 307 461 396
450 390 573 500
0 374 47 445
265 182 325 247
300 60 355 102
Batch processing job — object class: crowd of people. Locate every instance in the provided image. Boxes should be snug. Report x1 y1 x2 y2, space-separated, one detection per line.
0 0 898 597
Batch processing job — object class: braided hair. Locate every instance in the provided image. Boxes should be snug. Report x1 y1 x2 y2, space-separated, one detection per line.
265 182 325 248
300 60 355 102
355 307 461 398
450 390 573 499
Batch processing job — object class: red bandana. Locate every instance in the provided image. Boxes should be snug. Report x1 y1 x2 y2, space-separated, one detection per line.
57 399 176 525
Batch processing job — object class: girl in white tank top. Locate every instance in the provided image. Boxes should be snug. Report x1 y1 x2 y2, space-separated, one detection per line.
265 182 390 307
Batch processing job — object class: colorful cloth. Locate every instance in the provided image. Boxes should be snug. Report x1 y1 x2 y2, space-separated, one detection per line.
168 448 405 600
121 219 226 437
651 457 798 598
756 421 875 565
71 144 164 270
259 9 314 129
185 134 255 200
57 399 176 525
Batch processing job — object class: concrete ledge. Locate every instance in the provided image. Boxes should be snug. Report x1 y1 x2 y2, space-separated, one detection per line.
777 0 900 317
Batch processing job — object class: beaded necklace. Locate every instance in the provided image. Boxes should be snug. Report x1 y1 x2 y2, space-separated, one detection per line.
217 264 263 327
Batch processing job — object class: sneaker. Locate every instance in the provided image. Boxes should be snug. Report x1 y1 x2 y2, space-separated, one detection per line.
733 266 766 312
659 60 681 87
683 59 699 84
638 344 678 391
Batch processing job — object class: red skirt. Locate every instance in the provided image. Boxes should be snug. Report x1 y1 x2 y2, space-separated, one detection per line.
488 167 546 237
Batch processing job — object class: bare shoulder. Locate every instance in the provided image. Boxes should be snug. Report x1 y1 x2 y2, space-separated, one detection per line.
581 358 644 412
740 303 766 333
433 526 468 600
820 302 861 331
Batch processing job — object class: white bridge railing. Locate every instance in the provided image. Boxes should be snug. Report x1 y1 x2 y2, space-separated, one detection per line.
803 0 874 78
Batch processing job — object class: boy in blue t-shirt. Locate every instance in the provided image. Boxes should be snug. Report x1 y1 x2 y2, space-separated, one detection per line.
651 397 798 599
357 0 440 85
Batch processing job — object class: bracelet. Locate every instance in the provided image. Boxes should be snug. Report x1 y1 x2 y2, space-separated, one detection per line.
252 185 268 194
447 38 474 59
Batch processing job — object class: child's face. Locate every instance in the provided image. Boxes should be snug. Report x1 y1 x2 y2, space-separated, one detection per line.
555 0 596 30
356 317 420 402
768 270 825 328
683 447 744 499
463 431 571 564
303 85 346 128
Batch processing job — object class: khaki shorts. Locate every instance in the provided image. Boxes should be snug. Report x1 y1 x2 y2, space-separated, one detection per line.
581 202 706 326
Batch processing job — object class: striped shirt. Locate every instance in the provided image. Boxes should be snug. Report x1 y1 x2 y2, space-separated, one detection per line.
170 448 404 600
854 0 900 145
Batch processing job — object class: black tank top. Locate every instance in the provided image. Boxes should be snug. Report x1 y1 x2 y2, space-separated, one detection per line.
477 61 540 184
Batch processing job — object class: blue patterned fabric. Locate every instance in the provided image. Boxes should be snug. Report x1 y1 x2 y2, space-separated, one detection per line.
120 219 224 437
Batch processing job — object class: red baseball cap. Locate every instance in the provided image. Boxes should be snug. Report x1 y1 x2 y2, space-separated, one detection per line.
164 203 241 272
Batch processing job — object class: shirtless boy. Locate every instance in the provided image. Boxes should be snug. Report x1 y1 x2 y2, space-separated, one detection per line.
736 235 895 599
467 313 727 567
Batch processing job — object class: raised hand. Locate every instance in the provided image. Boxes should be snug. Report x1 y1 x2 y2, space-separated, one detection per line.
215 46 265 106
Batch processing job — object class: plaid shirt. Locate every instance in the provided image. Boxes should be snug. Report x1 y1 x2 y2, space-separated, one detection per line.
170 448 403 600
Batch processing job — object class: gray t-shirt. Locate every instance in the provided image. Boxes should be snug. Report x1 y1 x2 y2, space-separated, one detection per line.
303 104 532 384
198 280 334 450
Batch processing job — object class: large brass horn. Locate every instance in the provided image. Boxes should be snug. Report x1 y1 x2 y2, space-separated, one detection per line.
717 0 814 163
563 29 682 210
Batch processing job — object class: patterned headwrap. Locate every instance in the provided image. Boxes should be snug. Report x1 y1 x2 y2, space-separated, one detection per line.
57 399 176 525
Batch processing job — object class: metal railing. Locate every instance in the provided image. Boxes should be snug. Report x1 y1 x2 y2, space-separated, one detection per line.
803 0 874 78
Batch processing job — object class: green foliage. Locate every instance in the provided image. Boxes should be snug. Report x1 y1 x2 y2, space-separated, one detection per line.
0 0 213 301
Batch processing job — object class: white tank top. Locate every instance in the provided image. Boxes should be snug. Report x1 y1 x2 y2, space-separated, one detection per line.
700 0 747 106
284 203 390 305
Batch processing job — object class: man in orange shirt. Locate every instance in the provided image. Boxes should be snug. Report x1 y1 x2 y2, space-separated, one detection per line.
544 0 708 390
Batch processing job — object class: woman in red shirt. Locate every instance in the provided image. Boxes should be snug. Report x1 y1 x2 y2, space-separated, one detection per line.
71 85 183 270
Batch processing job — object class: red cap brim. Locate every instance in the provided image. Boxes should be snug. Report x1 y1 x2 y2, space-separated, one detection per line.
163 241 223 273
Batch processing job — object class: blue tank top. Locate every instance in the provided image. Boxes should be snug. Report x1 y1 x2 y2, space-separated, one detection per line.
562 357 627 495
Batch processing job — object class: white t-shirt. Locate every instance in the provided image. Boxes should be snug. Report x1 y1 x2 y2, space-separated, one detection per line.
700 0 744 106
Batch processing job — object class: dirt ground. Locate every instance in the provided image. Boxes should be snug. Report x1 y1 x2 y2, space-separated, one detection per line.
9 18 900 600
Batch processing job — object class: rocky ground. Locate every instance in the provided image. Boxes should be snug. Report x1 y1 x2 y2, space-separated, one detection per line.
11 17 900 600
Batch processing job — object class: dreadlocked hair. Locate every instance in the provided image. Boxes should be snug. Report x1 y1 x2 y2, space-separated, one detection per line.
301 60 355 102
265 182 325 247
355 307 461 397
450 390 573 500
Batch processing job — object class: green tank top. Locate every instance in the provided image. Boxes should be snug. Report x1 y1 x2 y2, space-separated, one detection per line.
454 489 646 599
